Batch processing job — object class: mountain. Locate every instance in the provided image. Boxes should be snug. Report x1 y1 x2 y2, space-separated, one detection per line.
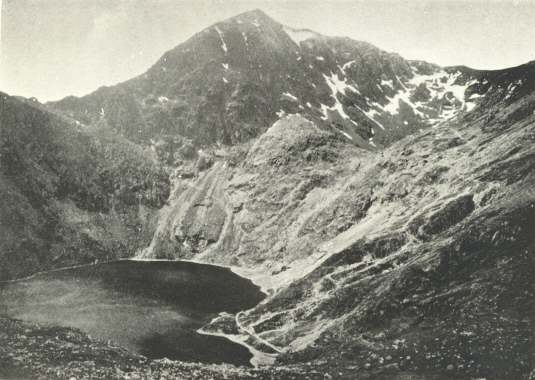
3 8 535 380
49 9 529 152
0 93 170 280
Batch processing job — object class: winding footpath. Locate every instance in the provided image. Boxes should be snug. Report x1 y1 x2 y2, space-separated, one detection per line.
235 311 284 354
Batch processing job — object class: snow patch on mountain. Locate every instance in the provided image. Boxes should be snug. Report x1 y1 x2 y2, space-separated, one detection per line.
342 60 356 70
465 102 477 112
283 26 321 45
214 26 228 53
321 73 385 131
505 79 524 100
339 130 353 140
321 78 354 123
323 73 359 96
381 79 394 89
283 92 298 101
383 88 423 117
379 69 481 122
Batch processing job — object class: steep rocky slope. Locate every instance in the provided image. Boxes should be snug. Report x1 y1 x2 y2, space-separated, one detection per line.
0 93 170 280
243 107 535 380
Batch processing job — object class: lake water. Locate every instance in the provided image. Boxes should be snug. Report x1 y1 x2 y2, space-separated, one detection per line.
0 260 265 366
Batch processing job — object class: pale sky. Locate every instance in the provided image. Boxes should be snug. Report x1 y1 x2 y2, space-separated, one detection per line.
1 0 534 101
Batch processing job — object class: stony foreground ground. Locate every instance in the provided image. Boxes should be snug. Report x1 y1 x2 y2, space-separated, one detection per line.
0 318 331 380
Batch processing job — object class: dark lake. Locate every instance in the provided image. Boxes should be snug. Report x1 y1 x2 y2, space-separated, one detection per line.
0 260 265 366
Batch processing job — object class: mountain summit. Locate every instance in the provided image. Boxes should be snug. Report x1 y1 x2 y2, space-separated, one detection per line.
49 9 531 152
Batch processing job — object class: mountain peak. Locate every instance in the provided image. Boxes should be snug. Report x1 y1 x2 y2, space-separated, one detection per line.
282 25 323 45
50 7 535 151
225 8 279 27
232 8 272 20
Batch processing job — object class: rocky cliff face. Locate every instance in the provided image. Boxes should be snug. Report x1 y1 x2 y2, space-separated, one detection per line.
0 93 170 280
